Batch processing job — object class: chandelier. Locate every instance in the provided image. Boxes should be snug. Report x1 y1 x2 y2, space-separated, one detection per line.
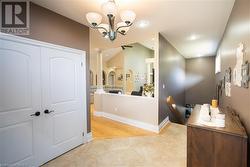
86 0 136 41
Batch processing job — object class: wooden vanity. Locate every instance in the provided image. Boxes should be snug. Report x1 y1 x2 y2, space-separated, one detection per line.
187 105 248 167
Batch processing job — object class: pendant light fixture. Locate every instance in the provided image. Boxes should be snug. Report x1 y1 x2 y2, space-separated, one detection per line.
86 0 136 41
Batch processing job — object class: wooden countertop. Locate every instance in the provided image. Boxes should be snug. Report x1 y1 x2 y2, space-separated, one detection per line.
187 105 248 138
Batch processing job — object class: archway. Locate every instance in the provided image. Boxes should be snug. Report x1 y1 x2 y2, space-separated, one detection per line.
126 69 134 93
108 71 116 87
102 70 106 85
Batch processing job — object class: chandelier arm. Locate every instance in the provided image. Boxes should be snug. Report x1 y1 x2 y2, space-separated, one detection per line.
107 14 115 32
116 23 133 33
117 31 126 35
90 26 109 34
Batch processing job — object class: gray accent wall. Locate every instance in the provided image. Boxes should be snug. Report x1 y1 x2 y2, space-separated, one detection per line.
158 34 186 124
215 0 250 165
185 56 216 105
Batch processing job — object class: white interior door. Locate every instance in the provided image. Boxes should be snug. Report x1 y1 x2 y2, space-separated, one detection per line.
0 38 42 166
40 47 86 163
0 35 86 166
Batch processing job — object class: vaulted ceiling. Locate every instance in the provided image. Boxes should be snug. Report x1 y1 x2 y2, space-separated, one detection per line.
31 0 235 58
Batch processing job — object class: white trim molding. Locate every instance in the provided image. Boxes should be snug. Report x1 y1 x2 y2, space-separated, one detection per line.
94 111 169 133
0 33 85 55
158 116 169 132
93 111 103 117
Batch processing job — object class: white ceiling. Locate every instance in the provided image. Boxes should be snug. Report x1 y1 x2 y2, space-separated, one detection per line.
31 0 235 58
102 41 154 62
140 40 155 50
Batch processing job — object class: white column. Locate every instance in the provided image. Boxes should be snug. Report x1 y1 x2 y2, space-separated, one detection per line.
145 58 155 84
96 50 105 93
147 63 151 84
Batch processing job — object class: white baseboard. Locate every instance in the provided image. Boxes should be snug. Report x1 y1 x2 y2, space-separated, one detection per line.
93 111 103 117
94 111 169 133
158 116 169 132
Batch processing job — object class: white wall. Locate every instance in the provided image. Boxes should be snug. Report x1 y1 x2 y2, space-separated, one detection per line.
93 93 165 132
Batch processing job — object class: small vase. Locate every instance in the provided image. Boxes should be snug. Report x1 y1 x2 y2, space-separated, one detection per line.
145 92 152 97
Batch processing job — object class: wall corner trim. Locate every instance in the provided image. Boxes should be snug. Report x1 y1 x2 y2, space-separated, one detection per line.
85 132 93 143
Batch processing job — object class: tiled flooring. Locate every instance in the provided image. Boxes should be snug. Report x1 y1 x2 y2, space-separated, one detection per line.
42 123 187 167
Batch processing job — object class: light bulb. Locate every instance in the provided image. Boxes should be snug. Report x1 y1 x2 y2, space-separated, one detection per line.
86 12 102 26
120 10 136 24
102 0 117 17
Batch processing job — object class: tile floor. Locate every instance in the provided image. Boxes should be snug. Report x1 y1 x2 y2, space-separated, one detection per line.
42 123 187 167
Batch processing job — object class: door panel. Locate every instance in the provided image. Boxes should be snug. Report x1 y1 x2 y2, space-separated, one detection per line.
41 47 85 162
53 110 79 145
0 121 33 164
50 58 76 103
0 50 30 112
0 39 41 166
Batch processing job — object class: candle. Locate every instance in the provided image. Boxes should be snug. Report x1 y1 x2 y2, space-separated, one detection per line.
212 99 218 108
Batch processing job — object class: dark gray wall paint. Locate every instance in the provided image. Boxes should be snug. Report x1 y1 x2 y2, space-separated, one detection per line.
26 3 91 132
158 34 186 124
215 0 250 165
185 56 216 104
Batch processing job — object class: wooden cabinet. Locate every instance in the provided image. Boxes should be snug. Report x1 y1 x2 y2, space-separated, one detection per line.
187 105 247 167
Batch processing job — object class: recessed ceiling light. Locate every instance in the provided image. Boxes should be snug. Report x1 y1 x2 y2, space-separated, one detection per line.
136 20 150 28
188 34 200 41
